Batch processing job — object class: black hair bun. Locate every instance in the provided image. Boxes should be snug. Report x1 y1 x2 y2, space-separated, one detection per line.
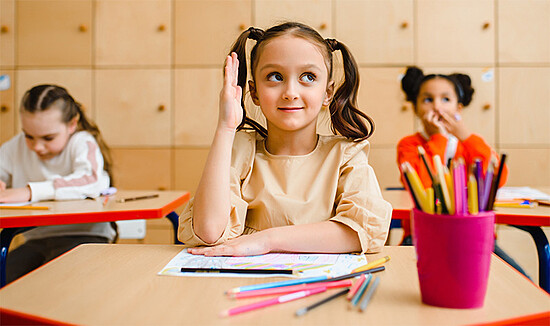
451 73 475 106
401 66 424 102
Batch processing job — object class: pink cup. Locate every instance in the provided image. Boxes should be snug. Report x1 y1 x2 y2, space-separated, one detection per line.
411 208 495 309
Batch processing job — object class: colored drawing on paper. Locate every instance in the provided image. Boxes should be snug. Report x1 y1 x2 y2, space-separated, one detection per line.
158 250 368 278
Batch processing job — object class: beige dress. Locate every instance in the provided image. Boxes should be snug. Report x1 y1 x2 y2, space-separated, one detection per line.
178 131 392 253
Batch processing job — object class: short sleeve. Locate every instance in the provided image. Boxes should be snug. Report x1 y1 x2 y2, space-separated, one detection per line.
329 140 393 253
177 131 257 246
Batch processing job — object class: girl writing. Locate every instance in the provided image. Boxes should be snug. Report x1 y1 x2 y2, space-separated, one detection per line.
396 67 528 277
0 85 116 283
179 22 392 256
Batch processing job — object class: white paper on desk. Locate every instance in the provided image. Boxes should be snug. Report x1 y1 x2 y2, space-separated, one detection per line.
496 187 550 201
158 249 368 278
0 201 33 206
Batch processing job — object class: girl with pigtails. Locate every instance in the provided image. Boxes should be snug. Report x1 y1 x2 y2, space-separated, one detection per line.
179 22 392 256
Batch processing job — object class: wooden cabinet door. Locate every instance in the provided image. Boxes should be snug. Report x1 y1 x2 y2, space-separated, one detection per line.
368 147 403 190
174 68 222 146
357 67 414 146
15 69 93 119
111 148 172 190
0 70 15 144
95 0 171 66
95 69 171 147
174 148 210 195
174 0 252 66
0 0 15 68
255 0 332 37
416 0 494 65
16 0 92 67
499 148 550 187
498 0 550 64
499 67 550 146
335 0 413 65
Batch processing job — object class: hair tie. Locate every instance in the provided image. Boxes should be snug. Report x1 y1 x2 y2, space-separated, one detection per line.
325 38 340 52
247 27 264 41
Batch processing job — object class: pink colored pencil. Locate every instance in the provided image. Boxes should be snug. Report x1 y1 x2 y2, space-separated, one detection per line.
220 287 327 317
346 274 366 300
230 279 351 299
453 161 463 215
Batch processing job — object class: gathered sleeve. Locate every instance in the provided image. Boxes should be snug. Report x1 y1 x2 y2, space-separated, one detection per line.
330 140 393 254
178 131 256 246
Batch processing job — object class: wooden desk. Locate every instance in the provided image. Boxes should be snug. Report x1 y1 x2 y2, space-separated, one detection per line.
0 245 548 325
0 190 190 287
383 188 550 293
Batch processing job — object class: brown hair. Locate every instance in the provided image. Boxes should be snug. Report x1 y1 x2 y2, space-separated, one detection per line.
20 84 113 183
230 22 374 140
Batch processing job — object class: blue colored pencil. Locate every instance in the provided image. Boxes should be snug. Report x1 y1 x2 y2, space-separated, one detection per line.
226 275 328 294
351 274 372 306
359 276 381 311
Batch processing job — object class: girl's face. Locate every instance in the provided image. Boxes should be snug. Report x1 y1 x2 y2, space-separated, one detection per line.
415 78 463 119
21 106 77 160
249 35 333 135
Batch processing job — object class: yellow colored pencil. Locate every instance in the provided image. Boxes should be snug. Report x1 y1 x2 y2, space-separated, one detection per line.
444 169 455 215
433 155 452 214
426 187 435 214
468 173 479 214
403 162 430 212
0 205 50 210
352 256 391 273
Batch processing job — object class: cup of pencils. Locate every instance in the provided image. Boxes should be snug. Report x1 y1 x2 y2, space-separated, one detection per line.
401 150 507 309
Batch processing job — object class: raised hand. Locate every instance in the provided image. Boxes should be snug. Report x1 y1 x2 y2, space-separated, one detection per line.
421 110 445 136
218 52 243 132
437 111 471 141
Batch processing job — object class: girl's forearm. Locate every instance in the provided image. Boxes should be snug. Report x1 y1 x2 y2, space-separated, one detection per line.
266 221 362 253
192 128 236 243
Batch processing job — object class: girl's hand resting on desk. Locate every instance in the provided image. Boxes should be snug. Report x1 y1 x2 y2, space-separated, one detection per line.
187 232 271 257
218 52 243 132
0 180 6 191
0 186 32 203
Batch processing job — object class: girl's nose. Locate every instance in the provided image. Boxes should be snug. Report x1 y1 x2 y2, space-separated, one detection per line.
32 141 45 152
282 81 299 100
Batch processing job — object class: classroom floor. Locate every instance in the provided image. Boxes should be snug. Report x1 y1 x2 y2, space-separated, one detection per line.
387 225 550 286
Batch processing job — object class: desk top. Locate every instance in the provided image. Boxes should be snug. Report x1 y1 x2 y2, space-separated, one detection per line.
0 190 190 228
383 188 550 226
0 244 548 326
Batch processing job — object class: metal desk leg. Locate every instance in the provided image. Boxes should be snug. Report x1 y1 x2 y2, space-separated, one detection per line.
511 225 549 293
0 227 34 288
165 211 183 245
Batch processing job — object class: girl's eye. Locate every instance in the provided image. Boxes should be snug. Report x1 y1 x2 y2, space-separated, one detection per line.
266 73 283 82
442 97 450 102
300 73 316 83
43 137 54 142
24 134 33 140
422 97 433 103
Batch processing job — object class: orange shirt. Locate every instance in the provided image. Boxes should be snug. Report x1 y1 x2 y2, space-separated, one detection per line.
396 132 508 239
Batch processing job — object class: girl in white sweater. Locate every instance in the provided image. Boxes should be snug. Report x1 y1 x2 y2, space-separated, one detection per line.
0 85 116 283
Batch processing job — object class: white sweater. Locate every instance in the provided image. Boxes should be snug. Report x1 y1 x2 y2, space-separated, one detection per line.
0 131 115 241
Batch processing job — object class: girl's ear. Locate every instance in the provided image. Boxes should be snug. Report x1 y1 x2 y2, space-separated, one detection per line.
457 103 464 112
323 80 335 107
67 115 79 134
248 80 260 105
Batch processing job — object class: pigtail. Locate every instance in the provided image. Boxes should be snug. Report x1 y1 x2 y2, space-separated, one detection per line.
73 102 113 183
230 27 268 138
401 66 424 103
450 73 475 106
326 39 374 140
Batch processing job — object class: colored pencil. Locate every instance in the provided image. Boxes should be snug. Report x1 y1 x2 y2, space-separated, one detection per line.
417 146 435 183
359 276 381 312
444 167 455 215
474 159 484 209
0 205 49 210
229 280 352 299
434 155 451 214
347 274 366 300
220 287 327 317
180 267 296 275
401 164 421 210
116 194 159 203
468 173 479 214
486 154 507 211
296 288 350 317
480 157 495 211
226 275 329 294
352 256 390 273
403 162 430 212
350 274 372 307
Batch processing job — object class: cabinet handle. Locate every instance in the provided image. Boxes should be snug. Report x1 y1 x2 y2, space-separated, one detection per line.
0 105 8 113
482 22 490 30
400 21 409 29
239 23 246 31
158 24 166 32
401 105 408 112
158 104 166 112
79 24 87 32
483 103 491 110
319 23 327 30
157 186 166 191
1 25 8 33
